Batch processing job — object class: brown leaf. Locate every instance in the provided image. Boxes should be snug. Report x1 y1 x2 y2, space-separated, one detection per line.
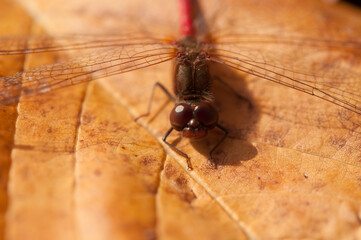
1 0 361 239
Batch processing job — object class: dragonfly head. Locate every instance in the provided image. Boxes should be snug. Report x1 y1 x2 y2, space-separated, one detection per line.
170 102 218 139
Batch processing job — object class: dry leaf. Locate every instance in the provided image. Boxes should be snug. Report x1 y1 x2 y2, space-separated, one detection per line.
0 0 360 239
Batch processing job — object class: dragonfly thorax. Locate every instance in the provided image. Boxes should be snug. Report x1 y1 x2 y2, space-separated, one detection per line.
174 37 213 103
171 36 217 138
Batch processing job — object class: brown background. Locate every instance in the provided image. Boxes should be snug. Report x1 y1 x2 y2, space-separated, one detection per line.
0 0 361 239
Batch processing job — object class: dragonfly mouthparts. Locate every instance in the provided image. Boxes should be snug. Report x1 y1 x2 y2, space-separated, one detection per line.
183 128 208 139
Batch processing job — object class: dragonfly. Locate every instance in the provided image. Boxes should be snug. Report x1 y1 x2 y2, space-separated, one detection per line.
0 0 360 169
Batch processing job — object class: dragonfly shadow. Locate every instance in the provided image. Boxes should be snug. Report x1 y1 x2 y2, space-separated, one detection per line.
191 0 210 40
190 62 261 166
190 134 258 166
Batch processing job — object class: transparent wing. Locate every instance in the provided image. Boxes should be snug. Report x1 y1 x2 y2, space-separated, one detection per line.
210 34 361 115
0 33 174 54
0 36 176 105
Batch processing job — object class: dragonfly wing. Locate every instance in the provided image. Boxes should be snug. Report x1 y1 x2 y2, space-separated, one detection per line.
0 41 175 105
0 34 174 54
211 35 361 115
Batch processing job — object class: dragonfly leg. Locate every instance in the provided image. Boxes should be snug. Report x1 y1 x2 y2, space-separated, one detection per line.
163 127 193 170
135 82 176 121
214 76 252 109
209 124 228 167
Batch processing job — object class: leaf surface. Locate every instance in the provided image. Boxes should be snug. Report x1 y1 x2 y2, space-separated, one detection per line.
1 0 361 239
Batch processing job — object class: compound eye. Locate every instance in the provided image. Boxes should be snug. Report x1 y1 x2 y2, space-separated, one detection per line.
194 102 218 129
170 103 193 131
